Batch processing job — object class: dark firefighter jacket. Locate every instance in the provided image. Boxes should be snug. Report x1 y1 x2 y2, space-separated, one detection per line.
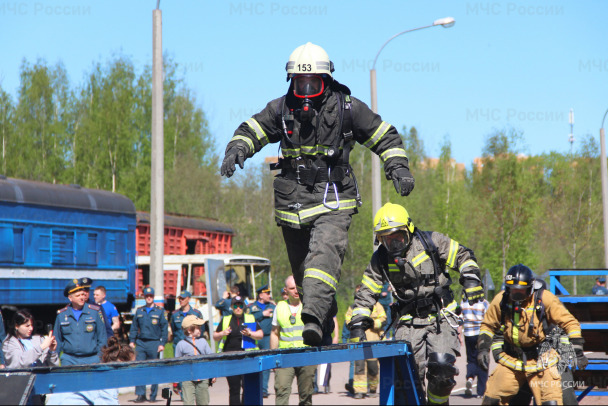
480 290 582 371
225 82 409 229
352 230 481 326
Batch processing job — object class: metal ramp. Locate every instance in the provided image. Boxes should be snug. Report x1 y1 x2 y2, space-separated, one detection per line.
2 340 424 405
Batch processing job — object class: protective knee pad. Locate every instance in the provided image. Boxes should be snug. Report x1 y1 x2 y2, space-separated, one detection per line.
481 396 500 405
427 352 459 383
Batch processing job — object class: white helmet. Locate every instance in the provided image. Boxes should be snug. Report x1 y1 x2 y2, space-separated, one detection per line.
285 42 334 81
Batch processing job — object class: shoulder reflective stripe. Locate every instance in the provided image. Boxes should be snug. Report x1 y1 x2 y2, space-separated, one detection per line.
363 121 391 149
479 330 494 338
412 252 429 267
361 275 381 294
230 135 254 152
459 259 478 272
379 148 408 162
447 239 459 268
245 118 269 146
388 264 400 272
352 307 371 318
304 268 337 290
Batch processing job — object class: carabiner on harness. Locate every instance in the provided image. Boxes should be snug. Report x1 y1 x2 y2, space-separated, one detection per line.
323 167 340 210
440 307 464 330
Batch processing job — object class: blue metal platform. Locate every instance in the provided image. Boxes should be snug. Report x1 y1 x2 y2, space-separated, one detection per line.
3 341 423 406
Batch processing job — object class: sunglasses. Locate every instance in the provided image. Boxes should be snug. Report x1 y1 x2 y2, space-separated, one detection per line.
233 303 244 309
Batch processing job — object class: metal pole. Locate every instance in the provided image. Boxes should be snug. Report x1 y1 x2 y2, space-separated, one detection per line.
151 7 165 305
370 68 382 247
600 109 608 267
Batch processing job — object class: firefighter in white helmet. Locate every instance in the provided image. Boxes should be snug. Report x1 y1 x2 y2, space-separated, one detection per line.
349 203 484 404
221 43 414 346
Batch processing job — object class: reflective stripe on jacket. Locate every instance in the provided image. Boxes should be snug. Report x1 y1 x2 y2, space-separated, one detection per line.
275 301 306 349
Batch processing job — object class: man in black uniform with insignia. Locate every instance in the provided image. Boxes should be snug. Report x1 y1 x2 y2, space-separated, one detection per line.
54 279 107 365
129 287 168 403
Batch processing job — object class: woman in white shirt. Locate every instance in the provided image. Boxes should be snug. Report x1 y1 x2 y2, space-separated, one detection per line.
2 309 59 369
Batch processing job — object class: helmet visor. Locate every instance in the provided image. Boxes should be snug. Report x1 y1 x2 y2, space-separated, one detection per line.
293 75 324 98
509 285 529 302
380 230 410 255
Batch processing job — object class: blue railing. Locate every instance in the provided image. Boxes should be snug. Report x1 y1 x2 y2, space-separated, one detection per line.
18 340 422 405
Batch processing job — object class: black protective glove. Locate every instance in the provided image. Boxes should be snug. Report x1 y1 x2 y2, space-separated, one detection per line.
391 167 415 196
220 144 247 178
462 277 484 305
477 334 492 371
571 337 588 370
348 316 373 343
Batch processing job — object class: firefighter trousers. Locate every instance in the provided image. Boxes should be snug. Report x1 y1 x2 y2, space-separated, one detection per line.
484 362 563 405
395 317 460 405
281 211 352 327
354 358 379 394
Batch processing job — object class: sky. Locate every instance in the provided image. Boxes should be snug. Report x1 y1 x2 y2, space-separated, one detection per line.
1 0 607 170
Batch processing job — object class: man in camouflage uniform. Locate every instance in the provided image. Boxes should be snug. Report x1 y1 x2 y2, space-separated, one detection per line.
349 203 484 405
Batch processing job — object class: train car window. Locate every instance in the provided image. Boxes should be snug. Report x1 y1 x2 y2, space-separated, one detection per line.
13 228 24 263
0 226 13 262
51 230 75 264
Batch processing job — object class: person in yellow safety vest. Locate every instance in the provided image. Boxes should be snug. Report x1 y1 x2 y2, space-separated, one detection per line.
345 284 387 399
213 295 263 405
271 275 317 405
477 264 587 405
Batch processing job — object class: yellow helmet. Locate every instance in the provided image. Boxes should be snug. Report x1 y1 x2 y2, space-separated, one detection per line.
373 203 415 236
285 42 334 81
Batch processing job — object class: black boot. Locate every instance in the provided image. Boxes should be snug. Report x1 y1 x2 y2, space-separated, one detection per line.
134 395 148 403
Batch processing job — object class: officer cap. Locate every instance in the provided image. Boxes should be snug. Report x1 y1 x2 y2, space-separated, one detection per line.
598 277 606 283
178 290 191 299
182 314 206 329
64 279 86 297
79 277 94 289
143 286 155 296
231 295 245 305
256 285 271 294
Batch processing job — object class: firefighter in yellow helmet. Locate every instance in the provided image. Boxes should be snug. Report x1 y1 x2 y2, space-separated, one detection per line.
221 43 414 346
477 264 587 405
349 203 484 405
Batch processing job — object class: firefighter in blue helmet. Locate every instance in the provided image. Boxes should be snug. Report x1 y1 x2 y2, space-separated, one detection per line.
129 287 168 403
221 43 414 346
54 279 107 365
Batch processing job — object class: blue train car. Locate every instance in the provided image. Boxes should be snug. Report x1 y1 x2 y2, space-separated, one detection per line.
0 176 136 317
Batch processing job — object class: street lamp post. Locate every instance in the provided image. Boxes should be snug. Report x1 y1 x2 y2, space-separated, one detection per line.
370 17 455 246
600 109 608 267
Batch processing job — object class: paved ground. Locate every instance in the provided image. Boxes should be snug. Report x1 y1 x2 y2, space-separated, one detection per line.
117 341 606 405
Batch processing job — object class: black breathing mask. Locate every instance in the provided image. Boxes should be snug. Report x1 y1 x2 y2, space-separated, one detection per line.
295 98 316 122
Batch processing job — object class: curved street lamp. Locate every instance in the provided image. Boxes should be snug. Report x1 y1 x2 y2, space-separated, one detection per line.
600 109 608 266
369 17 455 246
